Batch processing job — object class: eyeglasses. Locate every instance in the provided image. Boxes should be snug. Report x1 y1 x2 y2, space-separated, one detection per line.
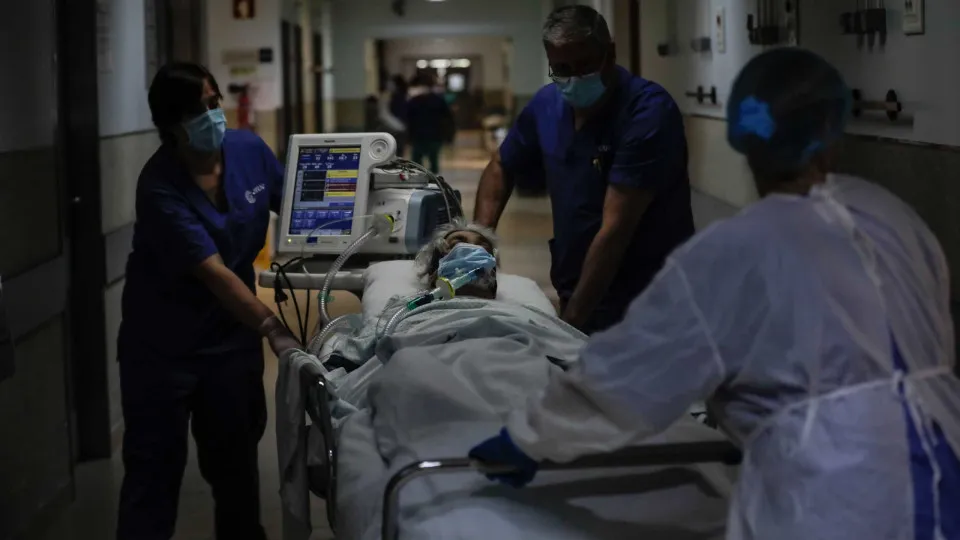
548 52 608 84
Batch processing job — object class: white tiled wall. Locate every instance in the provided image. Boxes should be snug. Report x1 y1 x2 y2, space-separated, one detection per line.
684 115 757 209
104 282 124 434
99 131 160 234
99 130 159 437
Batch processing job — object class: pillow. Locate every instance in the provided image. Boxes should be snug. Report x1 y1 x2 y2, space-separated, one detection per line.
361 260 556 322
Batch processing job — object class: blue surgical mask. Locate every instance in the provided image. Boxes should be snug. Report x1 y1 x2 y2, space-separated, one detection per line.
557 72 607 109
437 243 497 282
184 108 227 152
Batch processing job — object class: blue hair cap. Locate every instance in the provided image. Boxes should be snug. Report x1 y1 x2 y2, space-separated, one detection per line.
731 96 776 143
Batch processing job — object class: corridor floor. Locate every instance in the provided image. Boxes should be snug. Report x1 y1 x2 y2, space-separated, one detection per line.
34 132 557 540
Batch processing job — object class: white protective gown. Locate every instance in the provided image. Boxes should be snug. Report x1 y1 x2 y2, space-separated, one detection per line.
507 174 960 540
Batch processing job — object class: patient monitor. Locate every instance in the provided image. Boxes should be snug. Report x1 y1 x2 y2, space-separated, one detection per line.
278 133 392 255
277 132 459 257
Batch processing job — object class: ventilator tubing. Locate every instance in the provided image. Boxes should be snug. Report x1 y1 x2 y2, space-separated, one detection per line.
383 268 484 336
310 313 361 354
319 214 395 326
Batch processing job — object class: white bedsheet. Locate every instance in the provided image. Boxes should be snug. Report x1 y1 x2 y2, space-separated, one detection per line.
327 299 734 540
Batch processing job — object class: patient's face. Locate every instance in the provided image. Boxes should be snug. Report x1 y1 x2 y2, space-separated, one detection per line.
436 230 497 300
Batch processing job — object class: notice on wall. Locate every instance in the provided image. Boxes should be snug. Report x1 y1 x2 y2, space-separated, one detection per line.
0 277 15 383
230 66 258 77
96 0 113 73
222 48 261 66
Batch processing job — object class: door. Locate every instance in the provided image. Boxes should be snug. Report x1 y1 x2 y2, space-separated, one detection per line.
313 32 325 132
445 66 479 130
166 0 204 62
293 25 305 134
0 0 77 536
281 21 306 157
280 20 293 157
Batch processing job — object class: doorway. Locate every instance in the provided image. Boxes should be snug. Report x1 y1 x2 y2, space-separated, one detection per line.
312 32 325 132
410 58 482 130
280 21 305 157
380 35 510 135
165 0 205 62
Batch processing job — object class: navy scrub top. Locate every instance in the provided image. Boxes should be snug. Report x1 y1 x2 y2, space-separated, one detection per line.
500 66 694 323
119 129 284 358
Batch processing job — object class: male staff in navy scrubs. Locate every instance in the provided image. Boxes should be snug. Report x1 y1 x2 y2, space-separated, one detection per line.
116 62 298 539
474 5 694 334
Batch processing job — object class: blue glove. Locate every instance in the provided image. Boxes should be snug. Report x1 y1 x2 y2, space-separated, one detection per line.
468 427 539 488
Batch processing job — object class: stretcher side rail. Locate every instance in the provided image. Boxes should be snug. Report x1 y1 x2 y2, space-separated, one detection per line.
299 359 339 533
381 437 743 540
297 357 743 540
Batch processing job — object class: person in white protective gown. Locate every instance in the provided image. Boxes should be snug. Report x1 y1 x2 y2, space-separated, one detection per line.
469 48 960 540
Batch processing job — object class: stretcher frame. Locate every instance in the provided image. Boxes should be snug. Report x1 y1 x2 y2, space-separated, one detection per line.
298 359 743 540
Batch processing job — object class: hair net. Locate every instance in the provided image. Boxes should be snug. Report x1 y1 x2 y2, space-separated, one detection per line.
727 48 851 171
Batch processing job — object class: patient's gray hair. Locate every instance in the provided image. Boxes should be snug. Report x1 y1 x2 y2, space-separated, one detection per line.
415 217 500 284
542 5 612 48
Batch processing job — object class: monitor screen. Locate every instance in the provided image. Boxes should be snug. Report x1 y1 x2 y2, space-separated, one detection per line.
289 145 361 237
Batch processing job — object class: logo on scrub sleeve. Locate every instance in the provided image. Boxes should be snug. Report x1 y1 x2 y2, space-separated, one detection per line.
245 183 266 204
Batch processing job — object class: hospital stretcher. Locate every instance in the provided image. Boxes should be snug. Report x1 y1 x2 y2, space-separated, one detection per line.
296 358 743 540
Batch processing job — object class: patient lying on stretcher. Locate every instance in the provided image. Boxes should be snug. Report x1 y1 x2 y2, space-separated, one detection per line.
278 220 733 540
317 218 583 412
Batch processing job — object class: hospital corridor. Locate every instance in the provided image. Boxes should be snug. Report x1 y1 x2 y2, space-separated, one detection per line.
25 133 557 540
4 0 960 539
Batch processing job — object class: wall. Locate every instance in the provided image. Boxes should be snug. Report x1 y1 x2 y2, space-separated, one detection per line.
98 0 155 137
206 0 284 150
640 0 960 204
329 0 546 130
802 2 960 147
96 0 165 445
639 0 757 209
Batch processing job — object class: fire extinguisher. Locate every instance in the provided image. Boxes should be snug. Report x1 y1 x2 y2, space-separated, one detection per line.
228 83 255 131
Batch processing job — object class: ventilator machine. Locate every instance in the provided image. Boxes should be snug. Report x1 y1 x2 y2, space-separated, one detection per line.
260 132 465 342
276 132 460 257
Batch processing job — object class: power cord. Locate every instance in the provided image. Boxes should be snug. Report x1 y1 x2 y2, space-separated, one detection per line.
270 258 307 346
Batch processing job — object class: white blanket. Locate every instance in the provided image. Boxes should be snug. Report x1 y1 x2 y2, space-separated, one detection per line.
326 299 734 540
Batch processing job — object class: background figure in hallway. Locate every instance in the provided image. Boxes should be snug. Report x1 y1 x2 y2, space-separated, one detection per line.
407 72 454 174
378 74 408 157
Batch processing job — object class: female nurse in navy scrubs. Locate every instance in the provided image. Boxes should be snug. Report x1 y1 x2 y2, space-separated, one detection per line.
116 62 299 540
